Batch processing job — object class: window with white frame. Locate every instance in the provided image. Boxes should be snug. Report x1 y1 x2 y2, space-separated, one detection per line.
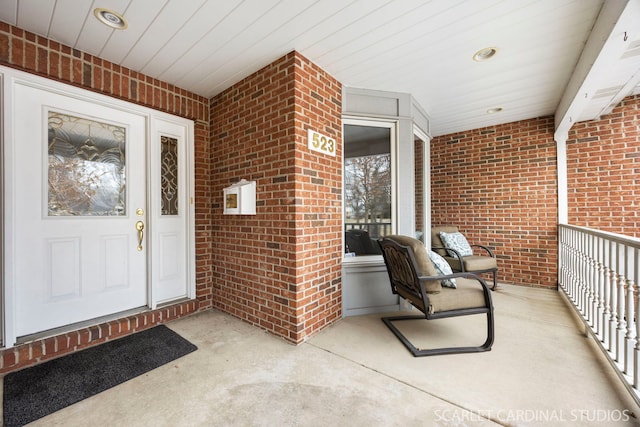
343 120 395 256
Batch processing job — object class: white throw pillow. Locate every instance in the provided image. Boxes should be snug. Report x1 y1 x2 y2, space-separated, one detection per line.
428 250 457 288
439 231 473 259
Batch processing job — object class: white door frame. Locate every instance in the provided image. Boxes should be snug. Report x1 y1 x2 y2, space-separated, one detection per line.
1 66 196 346
0 71 4 347
148 117 196 307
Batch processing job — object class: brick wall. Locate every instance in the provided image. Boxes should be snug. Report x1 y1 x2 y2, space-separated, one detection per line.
210 51 342 343
0 22 212 372
567 94 640 237
431 117 559 287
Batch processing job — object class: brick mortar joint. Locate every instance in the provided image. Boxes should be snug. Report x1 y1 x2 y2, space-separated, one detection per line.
0 300 201 374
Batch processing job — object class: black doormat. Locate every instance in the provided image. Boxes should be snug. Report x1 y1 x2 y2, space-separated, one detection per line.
3 324 197 427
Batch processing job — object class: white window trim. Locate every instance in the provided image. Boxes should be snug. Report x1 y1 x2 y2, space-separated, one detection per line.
413 125 431 248
342 117 398 265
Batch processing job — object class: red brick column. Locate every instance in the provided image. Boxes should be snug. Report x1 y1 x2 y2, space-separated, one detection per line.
210 51 342 343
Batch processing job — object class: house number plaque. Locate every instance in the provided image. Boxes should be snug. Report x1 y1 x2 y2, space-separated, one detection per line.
307 129 336 157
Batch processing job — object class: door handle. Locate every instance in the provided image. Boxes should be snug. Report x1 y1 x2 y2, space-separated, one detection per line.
135 221 145 251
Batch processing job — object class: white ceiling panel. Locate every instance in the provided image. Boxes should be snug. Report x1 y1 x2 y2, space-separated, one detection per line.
48 0 93 48
136 0 235 77
285 0 396 59
73 0 131 56
322 0 472 76
326 1 529 90
304 0 431 61
164 0 281 85
121 0 207 72
15 0 53 35
3 0 640 136
98 0 169 63
0 0 16 24
181 0 319 91
201 0 361 94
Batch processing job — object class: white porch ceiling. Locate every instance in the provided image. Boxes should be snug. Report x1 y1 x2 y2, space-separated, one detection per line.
1 0 639 137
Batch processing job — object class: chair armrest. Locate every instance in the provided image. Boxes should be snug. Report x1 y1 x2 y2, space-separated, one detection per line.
418 271 489 287
470 244 495 258
417 272 493 307
431 246 464 260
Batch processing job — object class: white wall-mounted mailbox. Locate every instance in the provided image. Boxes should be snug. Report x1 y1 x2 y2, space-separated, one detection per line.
223 179 256 215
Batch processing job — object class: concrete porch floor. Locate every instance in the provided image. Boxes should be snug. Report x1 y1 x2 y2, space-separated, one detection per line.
10 284 640 426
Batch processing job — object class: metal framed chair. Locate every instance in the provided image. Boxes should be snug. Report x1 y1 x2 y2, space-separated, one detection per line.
378 235 494 357
431 226 498 290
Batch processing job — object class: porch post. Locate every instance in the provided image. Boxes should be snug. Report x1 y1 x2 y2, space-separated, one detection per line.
555 131 569 225
556 131 569 290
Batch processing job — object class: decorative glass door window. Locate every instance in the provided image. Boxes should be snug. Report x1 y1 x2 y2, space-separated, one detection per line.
160 135 179 216
47 111 126 216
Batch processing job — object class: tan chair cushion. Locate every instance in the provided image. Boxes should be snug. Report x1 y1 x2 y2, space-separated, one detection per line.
427 278 488 314
431 226 458 256
386 235 441 293
446 255 497 272
396 287 426 311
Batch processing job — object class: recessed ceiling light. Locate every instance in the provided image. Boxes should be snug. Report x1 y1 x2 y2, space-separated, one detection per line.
473 47 498 62
487 107 503 114
94 8 128 30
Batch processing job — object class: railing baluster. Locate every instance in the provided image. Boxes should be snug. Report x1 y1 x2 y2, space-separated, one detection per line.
634 246 640 389
594 236 603 339
566 228 574 299
583 232 590 318
599 236 609 347
579 231 587 314
568 230 574 294
616 242 626 363
559 227 565 284
575 228 582 305
565 227 573 299
603 239 611 348
588 233 597 328
624 245 636 375
610 240 618 354
570 228 576 297
563 227 571 296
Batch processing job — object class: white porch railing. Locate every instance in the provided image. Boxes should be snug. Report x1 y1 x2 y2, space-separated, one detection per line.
559 224 640 406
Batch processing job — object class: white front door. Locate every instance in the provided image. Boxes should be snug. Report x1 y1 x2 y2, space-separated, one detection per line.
12 83 148 337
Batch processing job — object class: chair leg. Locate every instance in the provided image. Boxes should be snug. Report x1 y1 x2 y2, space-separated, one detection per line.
492 270 498 290
381 314 494 357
